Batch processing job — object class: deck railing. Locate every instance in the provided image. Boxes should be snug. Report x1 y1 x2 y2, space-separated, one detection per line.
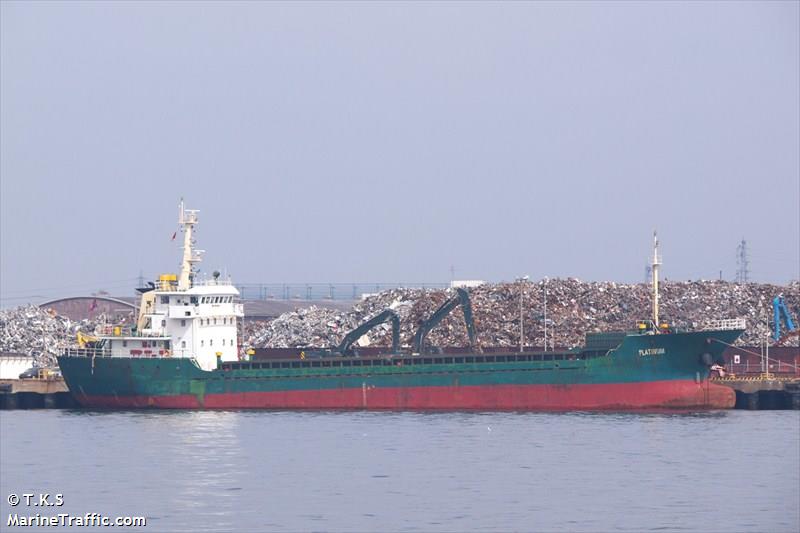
700 318 747 331
63 348 113 358
62 348 197 359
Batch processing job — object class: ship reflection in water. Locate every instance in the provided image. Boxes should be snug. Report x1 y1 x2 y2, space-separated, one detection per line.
1 410 797 532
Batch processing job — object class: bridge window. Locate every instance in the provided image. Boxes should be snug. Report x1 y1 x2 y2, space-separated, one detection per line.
222 339 225 346
190 297 198 304
122 340 127 347
201 340 204 347
210 339 213 347
161 296 169 304
213 318 217 325
181 341 186 348
181 320 186 327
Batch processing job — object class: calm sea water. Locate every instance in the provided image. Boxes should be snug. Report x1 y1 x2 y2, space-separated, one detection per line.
1 410 798 533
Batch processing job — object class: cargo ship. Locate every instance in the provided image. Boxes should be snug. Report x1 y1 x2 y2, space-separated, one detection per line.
58 203 743 410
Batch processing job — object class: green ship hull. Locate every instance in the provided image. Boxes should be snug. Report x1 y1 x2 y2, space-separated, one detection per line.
58 328 742 410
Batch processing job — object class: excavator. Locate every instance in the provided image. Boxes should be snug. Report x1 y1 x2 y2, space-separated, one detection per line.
412 287 479 355
336 309 401 356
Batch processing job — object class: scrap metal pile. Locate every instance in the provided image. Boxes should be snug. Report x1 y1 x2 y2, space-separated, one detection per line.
245 280 800 350
0 305 109 367
1 280 796 366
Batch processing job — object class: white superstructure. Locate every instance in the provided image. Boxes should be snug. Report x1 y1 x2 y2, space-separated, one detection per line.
82 201 244 371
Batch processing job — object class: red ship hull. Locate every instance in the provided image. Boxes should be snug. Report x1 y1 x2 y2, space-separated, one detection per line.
76 379 736 410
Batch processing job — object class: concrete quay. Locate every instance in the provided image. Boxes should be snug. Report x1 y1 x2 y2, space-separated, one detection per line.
0 378 76 409
712 376 800 410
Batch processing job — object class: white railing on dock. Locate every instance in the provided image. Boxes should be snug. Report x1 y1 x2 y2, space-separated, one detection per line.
700 318 747 331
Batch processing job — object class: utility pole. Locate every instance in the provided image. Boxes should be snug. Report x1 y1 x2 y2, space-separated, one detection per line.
543 277 548 351
517 275 529 353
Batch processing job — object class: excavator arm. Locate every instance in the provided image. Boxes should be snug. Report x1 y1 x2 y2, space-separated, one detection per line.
337 309 400 356
412 288 478 354
773 296 797 342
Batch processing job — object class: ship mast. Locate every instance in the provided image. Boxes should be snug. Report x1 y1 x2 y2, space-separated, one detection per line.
177 199 202 290
652 231 661 327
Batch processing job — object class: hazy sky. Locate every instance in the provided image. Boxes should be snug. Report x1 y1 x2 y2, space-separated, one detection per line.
1 1 798 304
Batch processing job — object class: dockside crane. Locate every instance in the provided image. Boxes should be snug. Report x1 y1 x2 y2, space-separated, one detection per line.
412 288 478 355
